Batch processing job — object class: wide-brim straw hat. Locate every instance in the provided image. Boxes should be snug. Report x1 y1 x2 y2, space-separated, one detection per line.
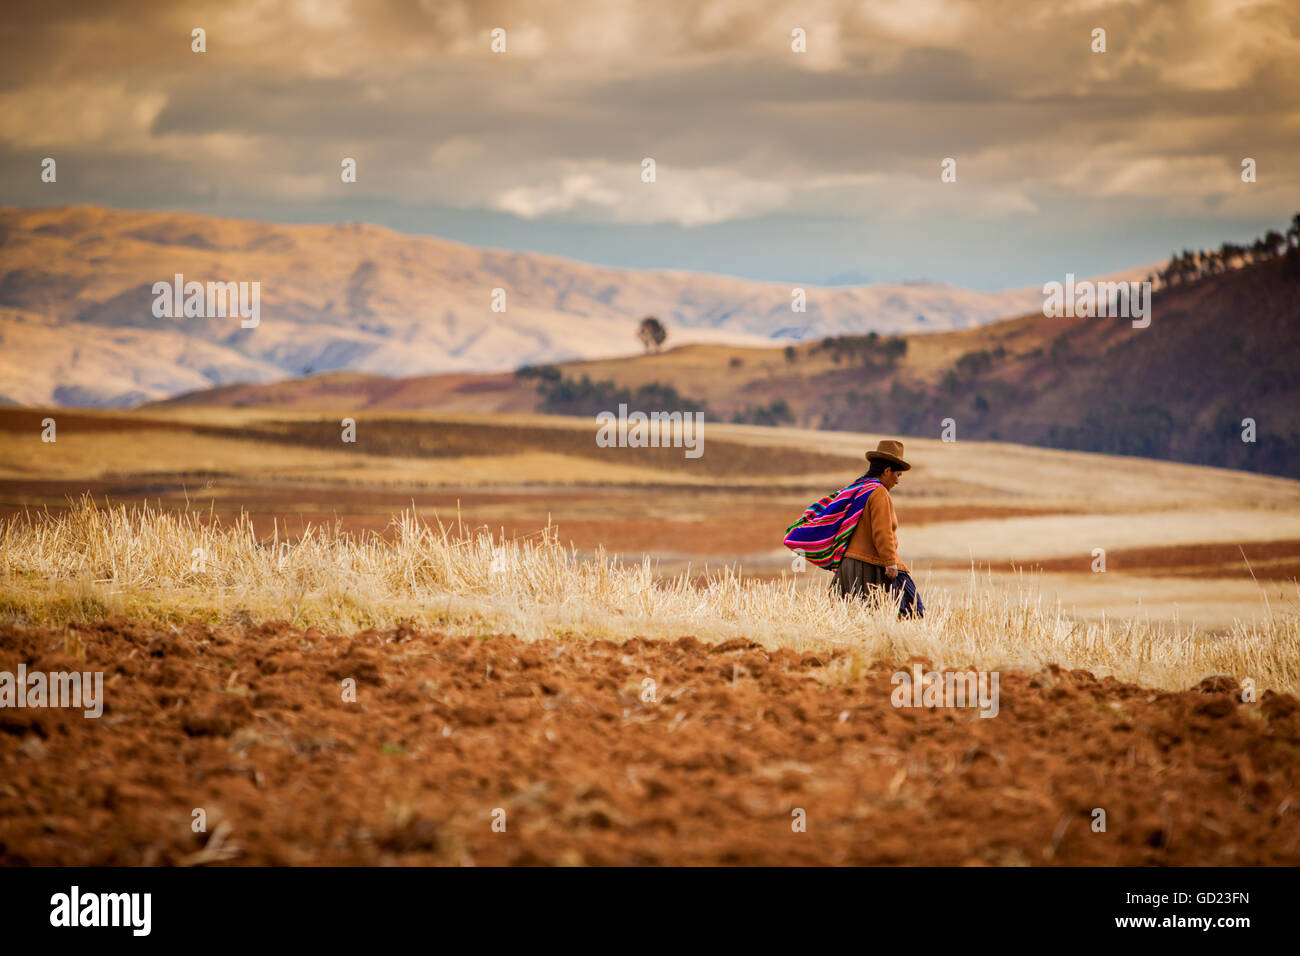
865 439 911 471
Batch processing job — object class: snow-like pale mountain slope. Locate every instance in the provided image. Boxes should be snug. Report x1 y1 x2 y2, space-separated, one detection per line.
2 205 1052 407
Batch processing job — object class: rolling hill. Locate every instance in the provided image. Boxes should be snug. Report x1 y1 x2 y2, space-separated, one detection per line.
154 253 1300 478
0 204 1059 408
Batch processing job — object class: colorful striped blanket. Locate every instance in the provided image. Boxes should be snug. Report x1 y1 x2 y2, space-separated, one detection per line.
783 474 881 572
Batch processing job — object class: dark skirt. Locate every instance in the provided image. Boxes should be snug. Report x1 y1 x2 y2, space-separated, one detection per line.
831 555 890 598
831 556 925 618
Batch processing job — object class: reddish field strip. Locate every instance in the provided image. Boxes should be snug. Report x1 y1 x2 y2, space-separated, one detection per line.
2 621 1296 866
0 479 607 508
0 480 1076 558
0 410 189 434
938 540 1300 581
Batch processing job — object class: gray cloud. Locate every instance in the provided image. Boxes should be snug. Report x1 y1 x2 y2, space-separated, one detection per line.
1 0 1297 288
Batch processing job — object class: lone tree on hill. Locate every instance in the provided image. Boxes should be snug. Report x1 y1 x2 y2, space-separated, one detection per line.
637 315 667 353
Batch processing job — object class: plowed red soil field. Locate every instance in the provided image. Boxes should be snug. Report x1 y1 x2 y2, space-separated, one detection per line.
2 620 1297 866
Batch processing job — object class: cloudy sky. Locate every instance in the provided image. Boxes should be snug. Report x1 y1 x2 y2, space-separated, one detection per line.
2 0 1297 289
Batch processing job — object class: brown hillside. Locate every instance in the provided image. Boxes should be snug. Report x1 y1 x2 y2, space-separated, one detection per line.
149 256 1300 477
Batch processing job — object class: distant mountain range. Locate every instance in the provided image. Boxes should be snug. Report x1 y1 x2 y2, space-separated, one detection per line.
2 204 1091 408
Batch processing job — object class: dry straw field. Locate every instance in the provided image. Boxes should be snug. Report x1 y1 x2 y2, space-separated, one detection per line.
3 404 1299 639
3 493 1298 698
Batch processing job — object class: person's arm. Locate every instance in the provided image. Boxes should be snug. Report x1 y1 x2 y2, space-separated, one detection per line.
870 490 901 578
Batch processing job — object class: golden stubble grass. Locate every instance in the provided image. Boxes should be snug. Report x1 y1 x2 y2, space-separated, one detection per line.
2 496 1298 696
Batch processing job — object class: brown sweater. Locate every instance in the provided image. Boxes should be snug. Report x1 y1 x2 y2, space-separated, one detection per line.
844 485 908 571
